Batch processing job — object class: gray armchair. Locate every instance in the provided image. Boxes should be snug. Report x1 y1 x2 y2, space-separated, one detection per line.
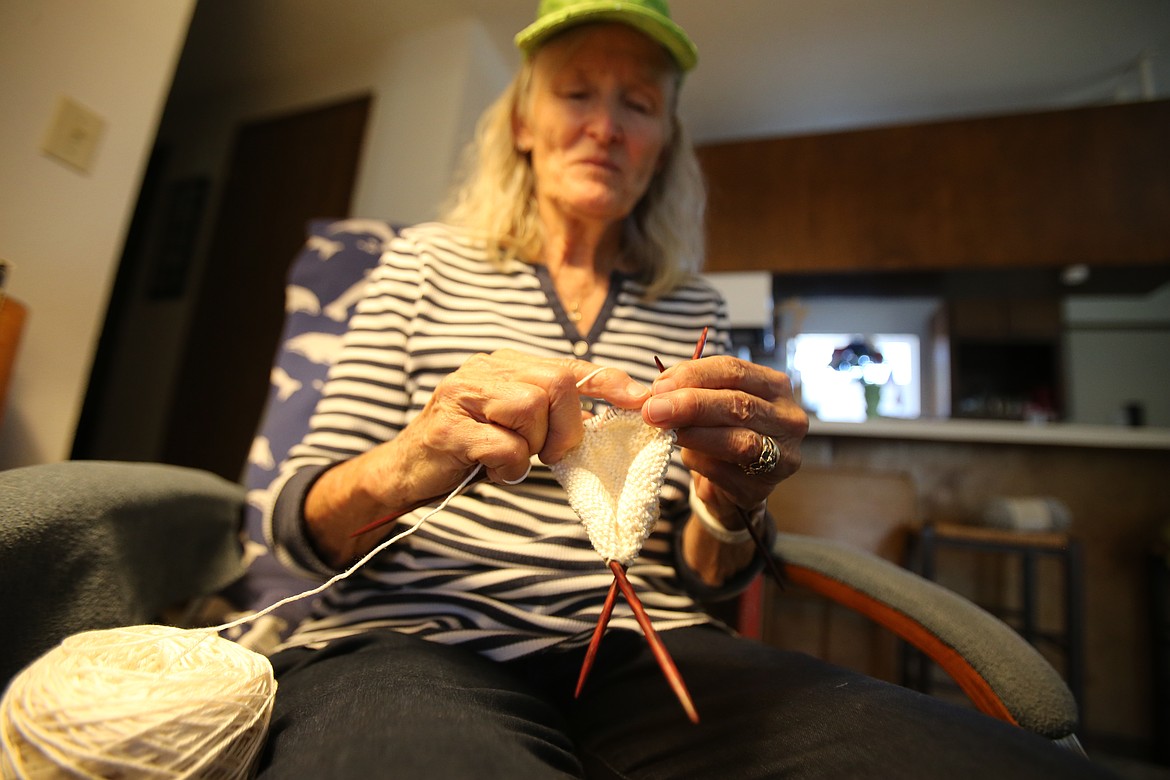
0 461 246 685
0 219 1082 750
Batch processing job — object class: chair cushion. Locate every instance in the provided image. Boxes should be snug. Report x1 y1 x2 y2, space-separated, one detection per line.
0 462 247 684
227 219 394 631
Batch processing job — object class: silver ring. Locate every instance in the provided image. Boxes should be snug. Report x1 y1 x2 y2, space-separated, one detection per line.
742 434 780 477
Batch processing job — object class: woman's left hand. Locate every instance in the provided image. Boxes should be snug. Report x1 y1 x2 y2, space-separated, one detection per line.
643 354 808 513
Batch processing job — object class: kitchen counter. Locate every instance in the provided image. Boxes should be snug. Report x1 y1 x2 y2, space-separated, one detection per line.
800 419 1170 748
808 417 1170 450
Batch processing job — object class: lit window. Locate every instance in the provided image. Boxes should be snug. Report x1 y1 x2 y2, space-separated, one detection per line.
788 333 921 422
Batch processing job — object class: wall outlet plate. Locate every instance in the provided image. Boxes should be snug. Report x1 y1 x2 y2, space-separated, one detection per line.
42 96 106 173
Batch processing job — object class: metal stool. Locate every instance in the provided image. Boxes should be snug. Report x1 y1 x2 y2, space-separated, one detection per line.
903 522 1085 712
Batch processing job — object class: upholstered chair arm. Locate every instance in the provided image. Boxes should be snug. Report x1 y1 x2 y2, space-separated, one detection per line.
775 531 1078 740
0 461 246 685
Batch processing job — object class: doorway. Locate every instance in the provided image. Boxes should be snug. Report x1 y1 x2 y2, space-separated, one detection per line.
159 94 372 480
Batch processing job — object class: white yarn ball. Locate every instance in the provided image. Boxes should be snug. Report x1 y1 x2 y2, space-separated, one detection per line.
1 625 276 779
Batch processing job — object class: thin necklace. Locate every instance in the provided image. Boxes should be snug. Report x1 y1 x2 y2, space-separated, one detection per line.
555 252 621 323
566 277 597 323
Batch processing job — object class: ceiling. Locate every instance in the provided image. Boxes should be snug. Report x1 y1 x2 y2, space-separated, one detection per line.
175 0 1170 144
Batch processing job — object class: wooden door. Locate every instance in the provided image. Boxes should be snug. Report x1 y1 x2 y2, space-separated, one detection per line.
161 95 371 480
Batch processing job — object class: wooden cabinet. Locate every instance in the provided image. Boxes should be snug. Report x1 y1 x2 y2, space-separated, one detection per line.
936 299 1064 420
697 99 1170 274
948 298 1061 340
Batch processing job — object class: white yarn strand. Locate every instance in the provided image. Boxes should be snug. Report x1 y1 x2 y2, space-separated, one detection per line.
216 463 485 634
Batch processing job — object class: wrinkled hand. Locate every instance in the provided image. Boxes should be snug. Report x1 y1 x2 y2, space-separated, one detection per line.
361 349 650 512
642 354 808 515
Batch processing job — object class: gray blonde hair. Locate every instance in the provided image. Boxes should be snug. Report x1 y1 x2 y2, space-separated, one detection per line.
441 57 706 298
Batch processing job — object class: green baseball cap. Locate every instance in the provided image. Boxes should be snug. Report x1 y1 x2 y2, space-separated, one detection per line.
515 0 698 72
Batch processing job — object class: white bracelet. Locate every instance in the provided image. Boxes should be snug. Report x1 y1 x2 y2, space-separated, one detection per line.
688 481 766 545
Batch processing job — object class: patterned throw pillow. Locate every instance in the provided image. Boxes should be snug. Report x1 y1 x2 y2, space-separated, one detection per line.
227 219 394 639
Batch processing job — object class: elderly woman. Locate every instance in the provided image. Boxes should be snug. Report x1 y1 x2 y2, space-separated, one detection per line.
258 2 1105 777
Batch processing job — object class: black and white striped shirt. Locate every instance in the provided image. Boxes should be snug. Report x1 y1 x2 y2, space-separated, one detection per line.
266 222 752 661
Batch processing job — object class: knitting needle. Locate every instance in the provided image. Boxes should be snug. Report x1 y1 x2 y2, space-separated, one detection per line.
575 565 699 723
738 504 786 588
574 577 619 697
350 471 490 538
691 326 709 361
609 560 700 724
670 325 785 587
653 324 707 373
351 505 423 538
576 327 712 704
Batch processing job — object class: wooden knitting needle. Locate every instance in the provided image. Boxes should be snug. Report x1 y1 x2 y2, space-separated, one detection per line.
576 327 712 709
738 504 786 589
691 326 709 361
574 564 699 723
609 560 700 724
670 325 785 587
350 470 490 538
574 577 619 697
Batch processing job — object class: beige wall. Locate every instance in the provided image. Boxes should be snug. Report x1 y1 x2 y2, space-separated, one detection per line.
350 17 513 223
0 0 197 468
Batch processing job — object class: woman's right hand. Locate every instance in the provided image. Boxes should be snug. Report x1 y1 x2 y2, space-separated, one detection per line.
303 350 651 565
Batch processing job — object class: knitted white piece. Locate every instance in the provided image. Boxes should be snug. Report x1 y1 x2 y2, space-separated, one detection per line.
551 408 676 566
1 625 275 779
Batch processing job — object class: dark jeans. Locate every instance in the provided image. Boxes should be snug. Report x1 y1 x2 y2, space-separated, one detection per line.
257 626 1112 779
